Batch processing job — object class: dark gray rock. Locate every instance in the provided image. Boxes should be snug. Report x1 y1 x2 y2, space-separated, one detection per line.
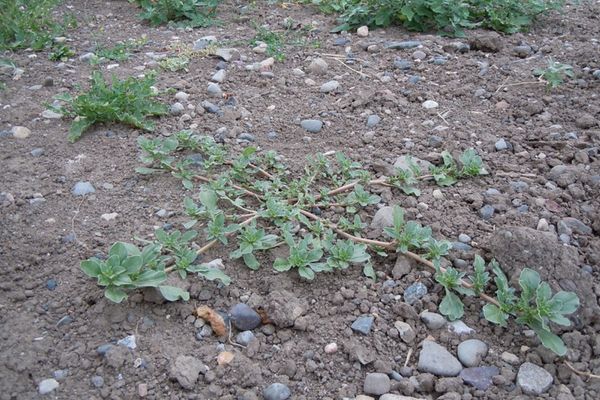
230 303 261 331
480 205 494 220
404 282 427 305
300 119 323 133
385 41 421 49
351 315 374 335
394 59 412 70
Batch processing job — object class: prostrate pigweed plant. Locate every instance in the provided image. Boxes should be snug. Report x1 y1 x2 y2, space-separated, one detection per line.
130 0 220 28
80 131 579 355
534 59 574 91
51 71 168 142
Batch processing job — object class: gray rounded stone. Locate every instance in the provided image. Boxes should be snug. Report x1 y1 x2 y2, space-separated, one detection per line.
39 379 59 395
457 339 488 367
367 114 381 127
320 80 339 93
418 340 463 377
364 372 391 395
72 181 95 196
420 311 447 330
263 383 291 400
300 119 323 133
404 282 427 305
91 375 104 388
517 362 553 395
235 330 256 346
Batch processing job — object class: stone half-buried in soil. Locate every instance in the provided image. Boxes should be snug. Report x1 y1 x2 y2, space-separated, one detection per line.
418 340 463 376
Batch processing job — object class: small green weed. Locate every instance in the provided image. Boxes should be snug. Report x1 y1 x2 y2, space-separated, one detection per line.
159 56 190 71
49 44 75 61
130 0 220 28
0 57 18 89
0 0 76 50
252 26 287 62
91 38 146 63
52 71 168 142
534 59 573 91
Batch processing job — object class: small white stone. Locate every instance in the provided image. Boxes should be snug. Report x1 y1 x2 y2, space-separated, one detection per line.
501 351 520 365
537 218 549 231
324 343 338 354
357 26 369 37
175 91 189 102
422 100 439 109
211 69 226 83
448 320 474 335
432 189 444 200
38 379 59 395
101 213 118 221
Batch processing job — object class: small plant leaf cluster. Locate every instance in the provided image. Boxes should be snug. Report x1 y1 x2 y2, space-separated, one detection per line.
0 0 76 50
435 255 579 355
52 71 168 142
130 0 220 28
302 0 564 36
79 130 579 355
534 59 574 91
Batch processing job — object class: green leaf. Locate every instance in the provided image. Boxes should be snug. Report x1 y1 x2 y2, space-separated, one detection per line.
198 267 231 286
158 285 190 302
109 242 129 261
363 263 376 280
67 117 94 142
519 268 541 292
551 291 579 315
439 290 464 321
273 258 292 271
133 270 167 287
81 259 102 277
243 253 260 270
531 322 567 356
105 286 128 303
298 265 315 280
483 303 509 327
122 255 143 274
199 189 218 210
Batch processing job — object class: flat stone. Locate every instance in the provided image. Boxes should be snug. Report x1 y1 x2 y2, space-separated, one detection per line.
229 303 261 331
351 315 374 335
394 321 416 343
392 255 412 279
215 48 240 62
117 334 136 350
31 148 44 157
363 372 391 396
42 110 63 119
422 100 438 109
559 217 592 235
448 320 475 335
517 362 553 395
320 80 339 93
72 181 95 196
263 382 291 400
384 41 421 49
212 69 226 83
457 339 488 367
394 59 412 70
11 126 31 139
393 156 432 173
300 119 323 133
38 379 59 395
207 83 222 97
418 340 463 377
460 366 499 390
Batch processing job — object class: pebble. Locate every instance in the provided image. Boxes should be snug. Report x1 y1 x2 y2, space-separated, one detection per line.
201 100 221 114
31 148 44 157
394 321 416 343
458 233 471 243
420 311 446 329
429 135 443 147
292 68 305 77
384 40 421 49
457 339 488 367
170 102 185 115
42 110 62 119
460 366 499 390
363 373 391 396
593 70 600 79
215 48 240 62
513 45 532 57
117 334 136 350
432 189 444 200
517 362 553 395
324 343 338 354
38 379 59 395
407 75 420 84
357 26 369 37
138 383 148 397
53 370 68 380
418 340 463 376
403 282 427 305
79 52 95 62
367 114 381 127
393 59 412 70
207 83 222 97
370 206 394 230
433 56 448 65
351 315 374 335
448 320 474 335
300 119 323 133
308 58 328 75
56 315 73 328
72 181 95 196
333 37 350 46
97 344 114 356
175 91 189 102
267 131 278 140
479 205 494 220
412 50 426 60
101 212 118 221
12 126 31 139
229 303 261 331
91 375 104 388
46 279 57 290
501 351 520 365
559 217 592 235
263 382 291 400
422 100 438 109
194 35 217 50
212 69 226 83
452 242 472 252
320 80 339 93
234 330 255 346
238 133 255 142
495 138 508 151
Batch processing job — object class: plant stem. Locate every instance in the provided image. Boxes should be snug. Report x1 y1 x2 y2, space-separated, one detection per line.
298 209 501 307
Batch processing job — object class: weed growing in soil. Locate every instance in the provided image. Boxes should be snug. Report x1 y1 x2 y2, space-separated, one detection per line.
302 0 564 35
534 59 574 91
79 131 579 355
52 71 168 142
49 44 75 61
0 0 76 50
130 0 220 28
91 38 147 63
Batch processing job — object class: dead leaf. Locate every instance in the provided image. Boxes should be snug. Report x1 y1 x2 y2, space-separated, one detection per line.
256 307 271 325
195 306 227 337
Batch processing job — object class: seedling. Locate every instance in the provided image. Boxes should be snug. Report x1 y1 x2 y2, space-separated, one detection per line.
52 71 168 142
131 0 220 28
49 45 75 61
534 59 574 91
